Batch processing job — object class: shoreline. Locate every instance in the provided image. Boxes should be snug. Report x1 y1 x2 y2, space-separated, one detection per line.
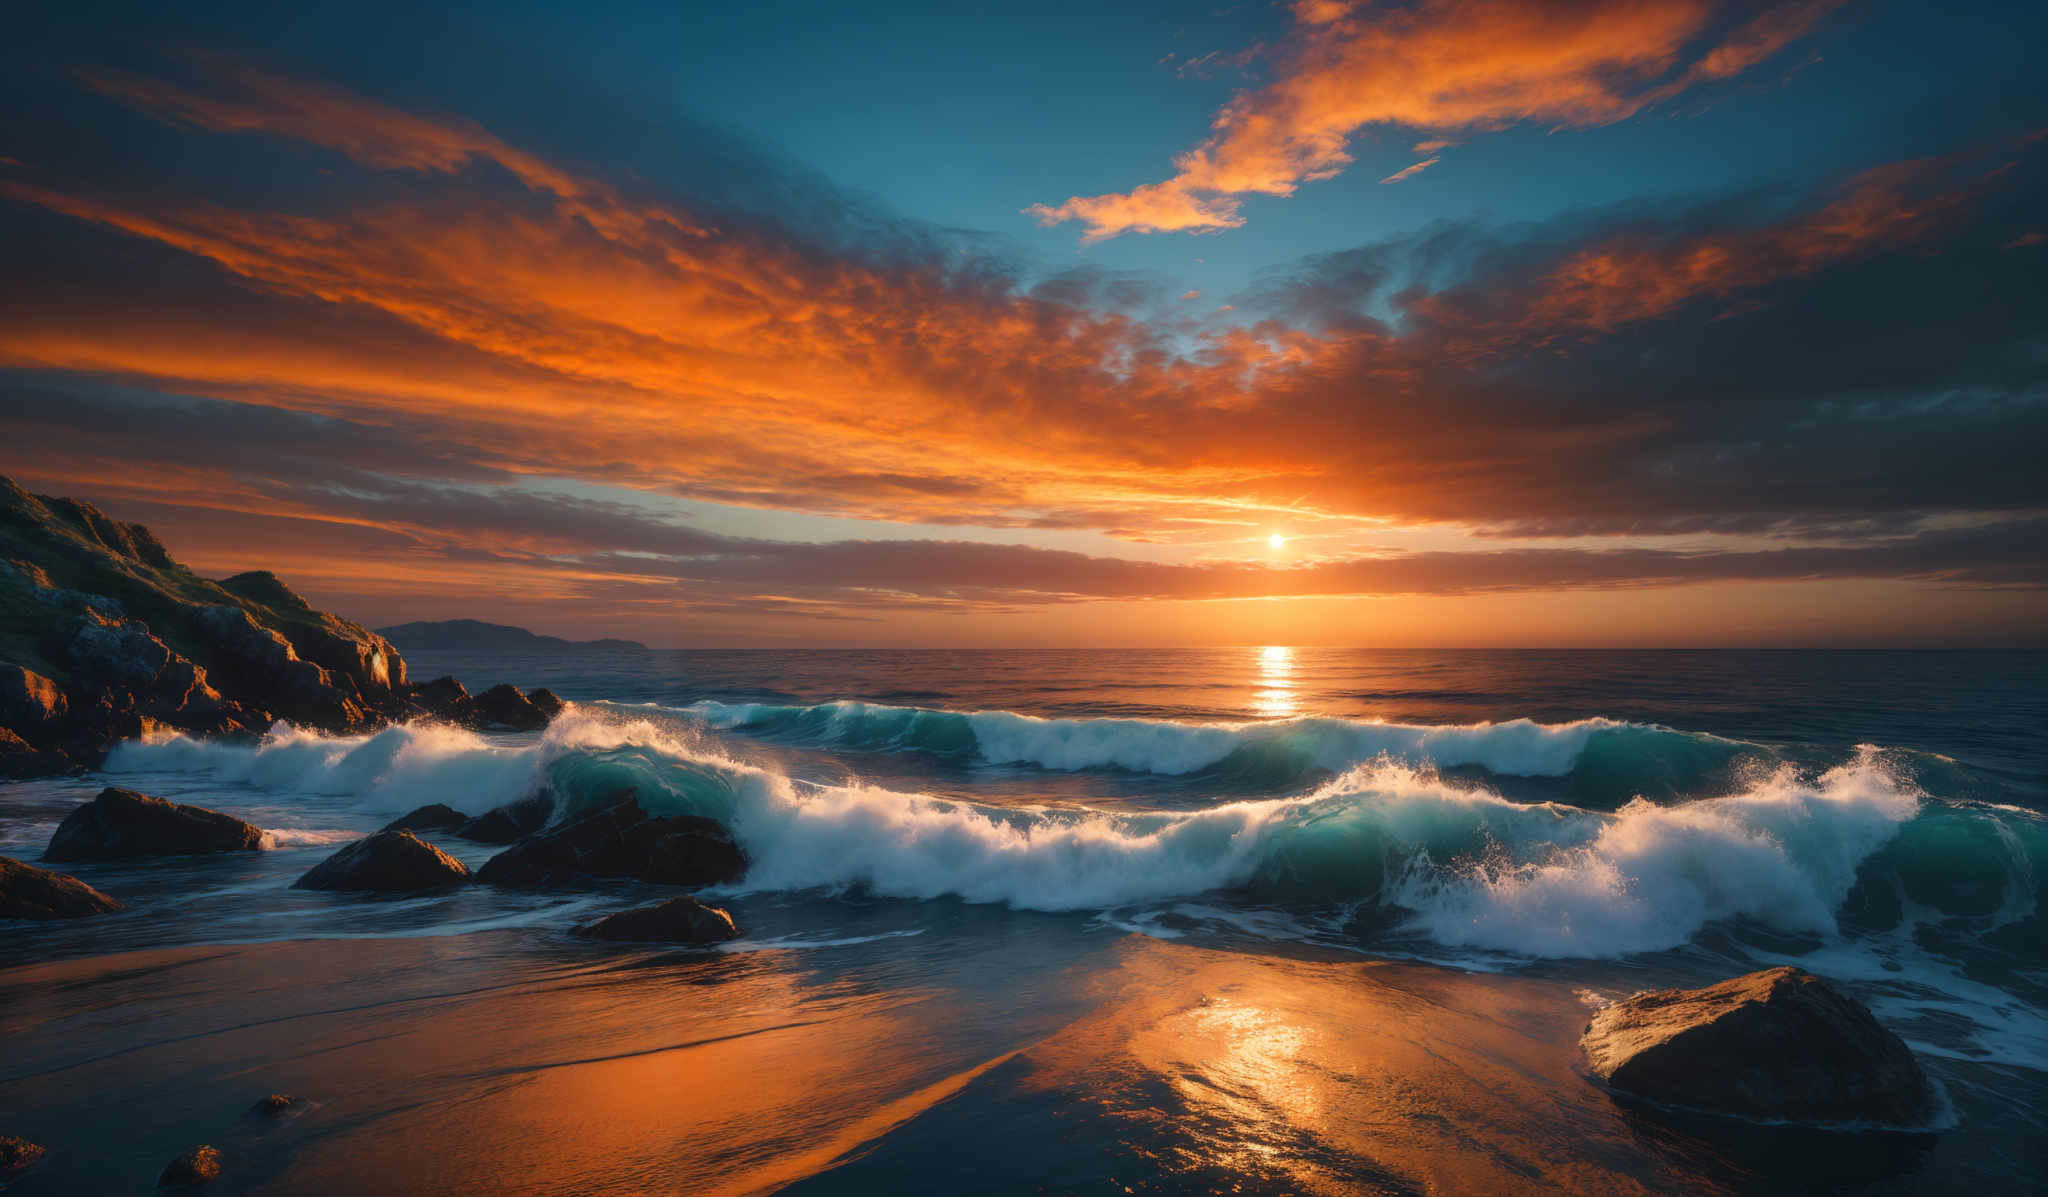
3 928 2027 1196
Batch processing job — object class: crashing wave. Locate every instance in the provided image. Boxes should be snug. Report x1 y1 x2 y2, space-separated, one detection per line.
105 711 2041 961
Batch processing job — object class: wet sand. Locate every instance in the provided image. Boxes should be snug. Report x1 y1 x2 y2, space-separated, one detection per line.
2 921 2015 1195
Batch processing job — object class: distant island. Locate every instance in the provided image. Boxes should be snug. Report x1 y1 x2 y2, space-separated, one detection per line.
376 619 649 654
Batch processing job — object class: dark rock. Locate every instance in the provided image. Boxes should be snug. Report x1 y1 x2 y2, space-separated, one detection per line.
578 895 740 943
218 570 407 695
409 675 469 713
65 616 173 692
191 604 356 723
477 791 746 889
468 683 550 731
0 854 124 917
292 830 470 892
1582 966 1935 1125
158 1144 221 1186
251 1094 297 1115
0 1135 46 1176
44 787 263 862
456 791 555 843
527 687 565 720
380 803 470 833
0 726 75 779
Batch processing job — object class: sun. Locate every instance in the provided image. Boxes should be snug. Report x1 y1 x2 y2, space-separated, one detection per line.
1267 533 1287 550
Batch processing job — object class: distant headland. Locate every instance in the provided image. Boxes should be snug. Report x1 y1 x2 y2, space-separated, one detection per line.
376 619 649 654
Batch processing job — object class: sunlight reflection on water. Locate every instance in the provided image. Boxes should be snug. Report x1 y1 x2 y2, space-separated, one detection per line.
1253 645 1297 719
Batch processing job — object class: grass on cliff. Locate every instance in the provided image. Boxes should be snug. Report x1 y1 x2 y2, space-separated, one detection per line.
0 476 383 687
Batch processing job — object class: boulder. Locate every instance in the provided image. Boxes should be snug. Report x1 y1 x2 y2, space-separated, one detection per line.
381 803 470 833
468 683 551 731
0 1135 46 1176
578 896 740 943
44 787 263 862
477 791 746 889
158 1144 221 1186
0 855 124 918
1582 966 1935 1125
528 688 565 720
409 675 470 715
455 791 555 844
251 1093 298 1116
293 830 470 892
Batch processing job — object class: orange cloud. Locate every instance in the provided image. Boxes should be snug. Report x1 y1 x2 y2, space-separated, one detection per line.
1030 0 1846 240
1410 153 1989 346
0 55 2032 555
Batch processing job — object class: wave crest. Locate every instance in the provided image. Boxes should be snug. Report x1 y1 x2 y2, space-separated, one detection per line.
106 713 2036 961
676 698 1749 793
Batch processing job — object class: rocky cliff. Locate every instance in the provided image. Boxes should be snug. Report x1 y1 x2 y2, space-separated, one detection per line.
0 476 426 777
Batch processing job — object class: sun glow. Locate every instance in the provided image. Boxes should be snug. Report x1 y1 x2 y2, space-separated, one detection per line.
1267 533 1287 550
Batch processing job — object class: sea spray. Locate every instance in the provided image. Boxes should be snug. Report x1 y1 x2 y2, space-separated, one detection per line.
1386 749 1924 956
105 711 2029 961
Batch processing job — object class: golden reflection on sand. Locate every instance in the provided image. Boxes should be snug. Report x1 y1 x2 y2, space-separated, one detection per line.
1020 939 1690 1196
0 928 1720 1195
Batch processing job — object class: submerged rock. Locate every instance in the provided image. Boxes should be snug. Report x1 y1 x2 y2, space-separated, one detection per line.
1582 966 1935 1125
477 791 746 889
158 1144 221 1187
578 896 740 943
251 1093 298 1116
0 854 124 918
293 830 470 892
43 787 263 862
380 803 470 833
455 792 555 844
0 1135 46 1176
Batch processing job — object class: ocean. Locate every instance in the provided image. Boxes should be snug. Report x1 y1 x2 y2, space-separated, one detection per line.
2 648 2044 1194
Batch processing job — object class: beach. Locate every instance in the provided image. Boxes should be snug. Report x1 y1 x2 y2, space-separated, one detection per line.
3 648 2044 1193
5 924 2040 1195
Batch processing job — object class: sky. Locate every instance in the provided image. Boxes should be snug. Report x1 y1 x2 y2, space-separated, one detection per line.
1 0 2043 648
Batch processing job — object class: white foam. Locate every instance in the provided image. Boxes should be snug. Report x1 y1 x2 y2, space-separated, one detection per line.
1390 749 1922 957
100 715 1936 963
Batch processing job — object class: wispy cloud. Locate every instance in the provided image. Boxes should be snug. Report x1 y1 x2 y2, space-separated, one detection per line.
2 54 2042 589
1029 0 1846 240
1378 156 1440 184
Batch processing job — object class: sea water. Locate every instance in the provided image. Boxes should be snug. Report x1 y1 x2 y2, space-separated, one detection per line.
2 648 2043 1192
